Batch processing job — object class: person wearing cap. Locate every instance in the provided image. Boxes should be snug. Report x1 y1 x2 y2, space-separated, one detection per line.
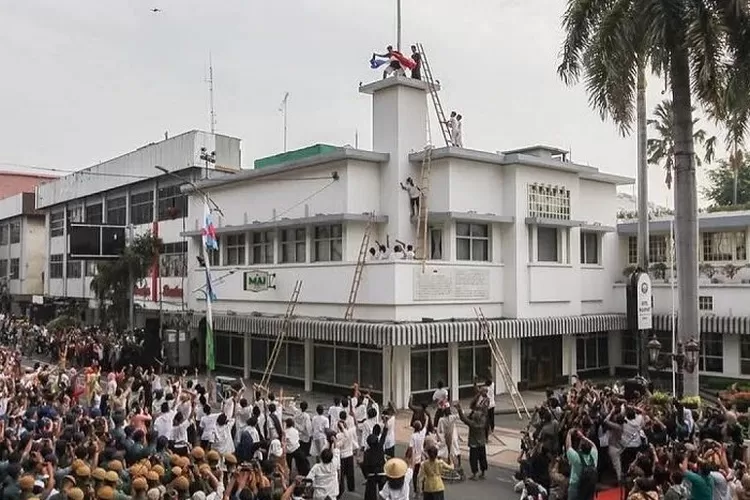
131 477 148 499
47 475 78 500
97 485 115 500
381 458 414 500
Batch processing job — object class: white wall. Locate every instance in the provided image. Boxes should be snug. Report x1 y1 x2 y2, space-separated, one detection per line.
22 217 46 295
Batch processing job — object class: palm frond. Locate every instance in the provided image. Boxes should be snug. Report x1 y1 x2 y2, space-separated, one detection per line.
558 0 612 84
686 0 727 110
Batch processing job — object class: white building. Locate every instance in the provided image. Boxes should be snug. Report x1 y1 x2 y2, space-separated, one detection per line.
32 130 242 325
181 77 633 408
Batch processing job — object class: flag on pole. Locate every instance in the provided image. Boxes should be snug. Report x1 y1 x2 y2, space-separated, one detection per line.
370 56 390 69
201 200 217 371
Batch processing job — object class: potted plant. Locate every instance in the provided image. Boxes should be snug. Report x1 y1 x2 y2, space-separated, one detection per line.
622 265 638 279
680 395 701 410
649 391 672 408
724 263 742 281
649 262 668 280
699 263 718 280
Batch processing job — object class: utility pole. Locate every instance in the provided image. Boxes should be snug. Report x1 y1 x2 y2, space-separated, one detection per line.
636 64 650 377
279 92 290 152
127 224 135 330
396 0 402 51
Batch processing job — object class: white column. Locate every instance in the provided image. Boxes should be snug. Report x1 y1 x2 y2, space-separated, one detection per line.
243 333 251 380
562 336 577 379
724 335 741 378
382 345 393 405
449 343 459 402
609 330 622 375
304 338 314 392
494 339 520 394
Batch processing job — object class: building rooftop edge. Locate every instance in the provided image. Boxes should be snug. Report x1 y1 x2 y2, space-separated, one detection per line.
358 76 437 95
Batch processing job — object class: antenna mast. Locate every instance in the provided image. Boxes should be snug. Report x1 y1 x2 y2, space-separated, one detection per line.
208 54 216 134
396 0 402 51
279 92 290 152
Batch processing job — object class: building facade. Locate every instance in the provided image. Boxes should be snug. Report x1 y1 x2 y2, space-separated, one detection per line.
181 77 633 408
31 130 242 324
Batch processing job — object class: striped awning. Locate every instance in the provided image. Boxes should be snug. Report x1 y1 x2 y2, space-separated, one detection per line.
653 313 750 335
190 312 627 347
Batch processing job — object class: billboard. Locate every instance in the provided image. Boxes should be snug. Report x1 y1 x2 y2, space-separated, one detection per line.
68 223 126 260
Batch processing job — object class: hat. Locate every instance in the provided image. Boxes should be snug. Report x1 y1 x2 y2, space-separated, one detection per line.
92 468 107 481
269 439 282 458
76 465 91 478
104 471 119 484
224 453 237 465
177 457 190 469
198 464 212 476
173 476 190 491
108 460 123 472
19 475 35 490
152 464 165 476
171 467 183 478
206 450 220 462
384 458 408 479
71 459 86 472
170 455 181 466
63 475 77 486
68 488 85 500
132 477 148 491
97 486 115 500
193 492 207 500
191 447 205 460
147 489 161 500
146 470 160 482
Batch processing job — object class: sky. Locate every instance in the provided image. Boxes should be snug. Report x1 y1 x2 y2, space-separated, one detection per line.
0 0 727 207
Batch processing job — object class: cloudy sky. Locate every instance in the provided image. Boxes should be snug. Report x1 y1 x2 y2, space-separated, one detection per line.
0 0 725 206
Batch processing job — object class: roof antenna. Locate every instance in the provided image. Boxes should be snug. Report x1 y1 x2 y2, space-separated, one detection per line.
207 53 216 134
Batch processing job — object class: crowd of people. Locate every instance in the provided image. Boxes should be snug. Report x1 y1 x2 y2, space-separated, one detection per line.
516 374 750 500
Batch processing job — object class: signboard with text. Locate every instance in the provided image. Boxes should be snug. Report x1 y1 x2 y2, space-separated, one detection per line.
244 270 272 292
636 272 653 330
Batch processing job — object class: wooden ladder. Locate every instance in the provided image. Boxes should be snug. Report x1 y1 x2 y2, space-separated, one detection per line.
415 147 433 262
474 307 530 419
258 280 303 392
416 42 452 148
344 214 375 320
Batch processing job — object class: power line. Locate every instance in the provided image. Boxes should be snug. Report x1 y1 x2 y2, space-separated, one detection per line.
0 162 152 180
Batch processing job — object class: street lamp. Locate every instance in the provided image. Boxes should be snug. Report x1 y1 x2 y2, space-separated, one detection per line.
647 336 700 399
200 147 216 179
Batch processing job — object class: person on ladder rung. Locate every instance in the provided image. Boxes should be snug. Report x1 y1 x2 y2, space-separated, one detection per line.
400 177 422 218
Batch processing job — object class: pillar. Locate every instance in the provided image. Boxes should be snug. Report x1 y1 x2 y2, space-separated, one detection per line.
494 339 520 394
304 338 314 392
449 343 459 402
609 330 622 376
382 345 393 405
562 336 577 380
243 333 251 380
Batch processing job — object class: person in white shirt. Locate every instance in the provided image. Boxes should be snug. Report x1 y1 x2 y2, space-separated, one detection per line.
406 421 427 495
484 378 496 434
380 457 414 500
306 446 340 500
336 413 359 494
432 381 449 411
235 398 253 446
455 114 464 147
212 412 235 455
285 417 310 475
266 403 284 442
328 398 344 428
436 408 461 467
445 111 458 146
153 402 176 439
200 404 220 449
360 407 380 450
310 405 330 459
400 178 422 218
382 409 397 458
293 400 313 457
170 410 192 446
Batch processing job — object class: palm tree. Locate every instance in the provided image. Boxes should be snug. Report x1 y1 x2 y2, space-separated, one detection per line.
558 0 750 397
647 99 717 189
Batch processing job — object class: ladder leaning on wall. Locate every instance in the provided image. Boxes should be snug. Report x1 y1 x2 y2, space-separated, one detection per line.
416 43 453 148
258 280 303 393
344 213 376 320
474 306 530 419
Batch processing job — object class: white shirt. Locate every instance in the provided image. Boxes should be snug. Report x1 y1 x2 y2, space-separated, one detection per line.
312 414 329 440
294 409 313 442
379 468 413 500
307 450 341 500
328 405 344 427
201 413 220 442
336 426 359 459
213 420 236 454
487 383 496 409
285 426 301 454
383 416 396 450
409 428 427 465
171 419 191 443
154 410 175 438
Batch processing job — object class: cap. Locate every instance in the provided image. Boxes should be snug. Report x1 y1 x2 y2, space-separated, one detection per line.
384 458 408 479
146 470 160 482
224 454 237 465
171 467 183 478
92 468 107 481
132 477 148 491
191 447 205 460
206 450 220 462
19 475 35 490
104 471 119 484
63 476 77 486
147 489 161 500
108 460 123 472
173 476 190 491
75 465 91 478
68 488 85 500
152 464 165 476
97 486 115 500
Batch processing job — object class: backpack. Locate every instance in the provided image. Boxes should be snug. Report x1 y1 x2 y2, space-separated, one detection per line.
577 451 598 499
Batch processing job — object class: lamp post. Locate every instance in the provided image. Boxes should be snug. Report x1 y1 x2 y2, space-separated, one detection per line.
647 336 700 399
200 147 216 180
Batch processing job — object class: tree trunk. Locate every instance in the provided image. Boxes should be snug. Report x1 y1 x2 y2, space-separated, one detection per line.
636 64 650 377
670 45 700 397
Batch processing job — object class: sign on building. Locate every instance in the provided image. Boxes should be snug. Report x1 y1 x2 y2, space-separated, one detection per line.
636 272 653 330
244 270 273 292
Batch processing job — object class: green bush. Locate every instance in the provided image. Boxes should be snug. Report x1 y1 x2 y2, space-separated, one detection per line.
46 315 81 333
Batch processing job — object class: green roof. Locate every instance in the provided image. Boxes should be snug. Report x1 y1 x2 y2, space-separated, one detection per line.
254 144 340 169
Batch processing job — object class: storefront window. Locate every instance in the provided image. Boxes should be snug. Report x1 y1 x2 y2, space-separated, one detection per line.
411 344 449 393
251 338 268 370
231 337 244 368
215 333 232 368
312 342 383 391
458 342 491 386
576 332 609 371
247 335 304 379
313 345 335 383
699 332 723 373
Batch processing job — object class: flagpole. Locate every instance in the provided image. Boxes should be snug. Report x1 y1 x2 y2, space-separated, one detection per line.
396 0 402 51
202 198 217 401
669 218 676 396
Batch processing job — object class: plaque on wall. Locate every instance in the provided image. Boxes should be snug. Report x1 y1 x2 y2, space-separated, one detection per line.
413 268 490 301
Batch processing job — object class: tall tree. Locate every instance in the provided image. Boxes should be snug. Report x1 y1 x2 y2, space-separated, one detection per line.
647 99 717 188
704 154 750 207
90 232 161 331
558 0 750 396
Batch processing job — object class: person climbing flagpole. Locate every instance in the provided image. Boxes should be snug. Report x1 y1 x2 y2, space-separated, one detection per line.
201 197 218 399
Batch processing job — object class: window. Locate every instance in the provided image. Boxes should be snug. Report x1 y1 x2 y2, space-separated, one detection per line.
312 342 382 390
9 221 20 244
85 261 98 277
699 332 723 372
312 224 342 262
157 185 188 221
160 241 187 277
628 235 668 264
430 227 443 260
66 205 84 224
702 231 746 262
130 191 154 225
527 183 571 219
0 259 6 278
67 260 82 279
620 331 638 366
699 296 714 311
537 227 559 262
224 234 246 266
107 197 126 225
49 254 63 279
410 344 449 392
458 341 492 386
580 232 600 265
0 225 7 245
576 332 609 370
249 335 306 378
50 211 65 237
456 223 490 261
85 203 103 224
9 259 19 280
740 337 750 375
280 228 306 263
251 231 274 264
207 248 220 267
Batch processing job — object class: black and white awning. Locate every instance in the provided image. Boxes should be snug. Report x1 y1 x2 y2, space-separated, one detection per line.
653 314 750 335
192 313 627 347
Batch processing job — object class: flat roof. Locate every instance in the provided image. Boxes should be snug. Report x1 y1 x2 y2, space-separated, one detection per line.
182 213 388 236
617 210 750 234
358 75 437 95
187 147 390 193
502 145 569 156
254 144 340 169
